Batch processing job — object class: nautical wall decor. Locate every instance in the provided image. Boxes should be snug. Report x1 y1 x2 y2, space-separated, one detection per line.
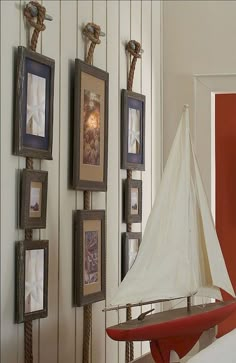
72 22 107 363
121 232 141 281
121 90 145 171
73 59 109 191
20 169 48 229
124 178 142 224
14 46 55 160
14 2 53 363
74 210 106 306
121 40 144 363
15 240 49 323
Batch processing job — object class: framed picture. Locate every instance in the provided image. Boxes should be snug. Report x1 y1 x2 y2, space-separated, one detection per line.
20 169 48 229
124 179 142 223
14 46 55 159
121 89 145 170
74 210 106 306
73 59 109 191
15 240 49 323
122 232 142 280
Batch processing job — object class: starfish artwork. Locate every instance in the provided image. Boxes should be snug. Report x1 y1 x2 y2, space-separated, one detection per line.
25 249 44 313
26 73 46 137
128 107 140 154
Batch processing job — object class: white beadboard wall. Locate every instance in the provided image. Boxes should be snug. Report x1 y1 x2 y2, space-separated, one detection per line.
0 1 162 362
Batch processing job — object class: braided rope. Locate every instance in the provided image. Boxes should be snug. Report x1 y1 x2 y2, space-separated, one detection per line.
24 1 46 52
83 23 101 65
126 40 142 92
84 191 91 211
83 190 92 359
82 193 92 363
26 157 34 170
23 3 46 363
81 21 103 363
24 227 33 363
83 304 92 363
126 340 130 363
126 306 134 362
125 40 142 363
25 229 33 241
127 169 132 180
24 321 33 363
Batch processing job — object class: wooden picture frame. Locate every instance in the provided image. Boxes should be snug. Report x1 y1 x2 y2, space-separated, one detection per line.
74 210 106 306
73 59 109 191
14 46 55 159
15 240 49 323
124 179 142 223
122 232 142 280
121 89 145 170
20 169 48 229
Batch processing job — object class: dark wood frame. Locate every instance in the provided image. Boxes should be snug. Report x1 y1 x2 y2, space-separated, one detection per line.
20 169 48 229
121 89 145 170
14 46 55 159
124 179 142 223
74 210 106 306
15 240 49 323
73 59 109 191
122 232 142 280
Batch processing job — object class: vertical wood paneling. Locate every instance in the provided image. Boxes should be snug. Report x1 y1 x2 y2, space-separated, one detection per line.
106 1 119 363
76 2 92 362
141 0 152 356
152 0 162 195
119 0 131 360
152 0 163 318
0 1 162 362
131 0 142 358
92 2 107 362
59 2 77 363
31 0 42 340
18 2 28 361
40 1 60 362
1 2 20 363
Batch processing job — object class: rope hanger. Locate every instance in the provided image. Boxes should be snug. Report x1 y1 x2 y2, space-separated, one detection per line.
82 22 105 363
125 39 143 363
23 2 51 362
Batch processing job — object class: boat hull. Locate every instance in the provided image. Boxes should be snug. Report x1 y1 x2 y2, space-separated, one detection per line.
106 300 236 362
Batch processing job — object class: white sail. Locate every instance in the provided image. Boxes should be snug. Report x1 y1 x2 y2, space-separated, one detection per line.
109 106 235 307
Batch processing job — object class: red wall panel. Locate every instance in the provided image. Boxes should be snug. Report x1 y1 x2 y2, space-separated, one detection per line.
216 93 236 337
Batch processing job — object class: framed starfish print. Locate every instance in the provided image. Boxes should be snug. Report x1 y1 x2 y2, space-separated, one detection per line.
14 46 55 159
15 240 49 323
121 90 145 170
121 232 142 280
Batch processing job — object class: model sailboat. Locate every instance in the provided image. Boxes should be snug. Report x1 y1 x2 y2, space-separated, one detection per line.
106 106 236 362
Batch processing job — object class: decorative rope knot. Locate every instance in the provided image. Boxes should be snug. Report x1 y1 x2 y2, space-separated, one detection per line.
83 22 101 45
24 1 46 32
126 40 142 59
84 22 105 65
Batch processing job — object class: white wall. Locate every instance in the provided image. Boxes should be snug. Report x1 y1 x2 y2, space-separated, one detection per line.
163 0 236 193
0 1 162 362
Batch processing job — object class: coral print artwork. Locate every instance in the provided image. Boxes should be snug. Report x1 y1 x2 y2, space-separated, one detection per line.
84 231 98 285
83 90 101 166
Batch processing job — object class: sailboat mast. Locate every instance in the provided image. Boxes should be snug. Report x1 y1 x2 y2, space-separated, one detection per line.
185 104 192 312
